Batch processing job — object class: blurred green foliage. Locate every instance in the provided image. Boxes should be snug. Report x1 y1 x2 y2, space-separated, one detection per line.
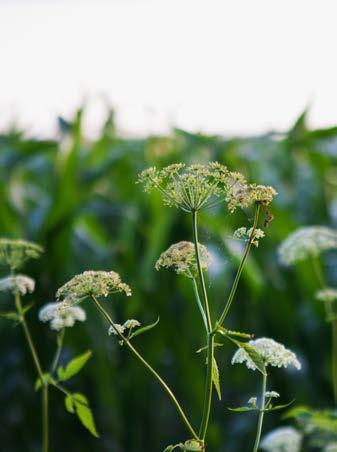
0 109 337 451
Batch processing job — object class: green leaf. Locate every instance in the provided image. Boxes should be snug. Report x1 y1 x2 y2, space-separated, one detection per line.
227 406 259 412
57 350 92 381
35 373 54 391
129 317 160 339
212 357 221 401
196 343 223 354
266 400 295 412
0 311 20 322
64 393 99 438
163 446 174 452
216 324 252 339
229 338 266 375
22 302 35 315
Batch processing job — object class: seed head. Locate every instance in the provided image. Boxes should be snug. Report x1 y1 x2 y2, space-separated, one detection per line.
0 275 35 296
278 226 337 266
0 238 43 270
56 270 132 307
231 337 301 371
38 302 86 331
137 162 276 213
155 241 211 278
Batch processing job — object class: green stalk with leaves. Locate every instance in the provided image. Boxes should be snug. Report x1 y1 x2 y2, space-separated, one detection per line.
0 239 99 452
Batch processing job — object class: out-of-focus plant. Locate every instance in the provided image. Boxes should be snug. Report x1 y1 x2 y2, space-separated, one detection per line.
0 239 98 452
279 226 337 401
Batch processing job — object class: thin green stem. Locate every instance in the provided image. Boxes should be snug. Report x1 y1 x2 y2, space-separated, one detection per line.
14 291 43 379
191 278 208 333
91 295 199 440
191 210 212 330
199 333 214 440
311 256 326 288
14 290 48 452
42 384 49 452
332 320 337 404
217 204 261 327
50 328 65 374
253 372 267 452
191 210 214 440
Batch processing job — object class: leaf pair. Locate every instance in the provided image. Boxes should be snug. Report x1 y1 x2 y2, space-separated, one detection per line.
65 393 99 437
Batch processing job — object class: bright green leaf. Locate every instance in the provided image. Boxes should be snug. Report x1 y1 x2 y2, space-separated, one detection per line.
227 406 259 412
212 357 221 401
266 400 294 412
64 392 99 438
129 317 160 339
35 373 54 391
57 350 92 381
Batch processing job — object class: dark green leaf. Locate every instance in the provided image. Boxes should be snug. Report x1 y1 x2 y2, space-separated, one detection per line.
57 350 92 381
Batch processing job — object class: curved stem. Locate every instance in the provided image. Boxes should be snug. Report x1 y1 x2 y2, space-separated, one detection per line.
191 278 208 333
50 328 65 374
217 204 261 327
91 295 198 440
253 372 267 452
42 384 49 452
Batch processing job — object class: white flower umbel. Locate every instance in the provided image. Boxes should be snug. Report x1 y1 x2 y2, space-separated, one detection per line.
234 227 265 247
39 302 86 331
108 318 141 336
0 275 35 295
155 241 211 278
278 226 337 266
324 443 337 452
265 391 280 398
231 337 301 371
260 426 302 452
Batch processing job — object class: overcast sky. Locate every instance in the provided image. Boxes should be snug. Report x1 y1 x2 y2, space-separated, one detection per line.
1 0 337 137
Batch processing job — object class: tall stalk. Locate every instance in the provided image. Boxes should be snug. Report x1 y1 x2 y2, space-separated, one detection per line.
252 372 267 452
91 295 199 440
14 290 49 452
191 210 214 440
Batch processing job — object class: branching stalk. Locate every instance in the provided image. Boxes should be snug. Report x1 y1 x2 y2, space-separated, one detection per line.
91 295 199 440
217 204 261 327
50 328 65 374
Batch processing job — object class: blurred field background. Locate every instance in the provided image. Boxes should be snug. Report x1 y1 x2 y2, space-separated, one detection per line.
0 108 336 451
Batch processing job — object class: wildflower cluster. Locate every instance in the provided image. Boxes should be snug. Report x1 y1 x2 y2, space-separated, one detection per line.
0 275 35 296
232 337 301 371
260 426 302 452
155 241 211 278
39 302 86 331
278 226 337 266
0 238 43 270
234 227 265 247
315 288 337 322
108 318 141 336
56 271 132 307
137 163 276 213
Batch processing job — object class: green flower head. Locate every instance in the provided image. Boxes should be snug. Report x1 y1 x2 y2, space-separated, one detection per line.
0 238 43 270
137 162 276 213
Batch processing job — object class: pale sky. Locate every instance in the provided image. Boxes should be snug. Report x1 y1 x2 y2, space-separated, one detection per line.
1 0 337 137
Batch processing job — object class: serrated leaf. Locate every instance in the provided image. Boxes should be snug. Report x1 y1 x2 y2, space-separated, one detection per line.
57 350 92 381
229 338 266 375
227 406 259 412
212 357 221 400
266 400 294 412
129 317 160 339
64 392 99 438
